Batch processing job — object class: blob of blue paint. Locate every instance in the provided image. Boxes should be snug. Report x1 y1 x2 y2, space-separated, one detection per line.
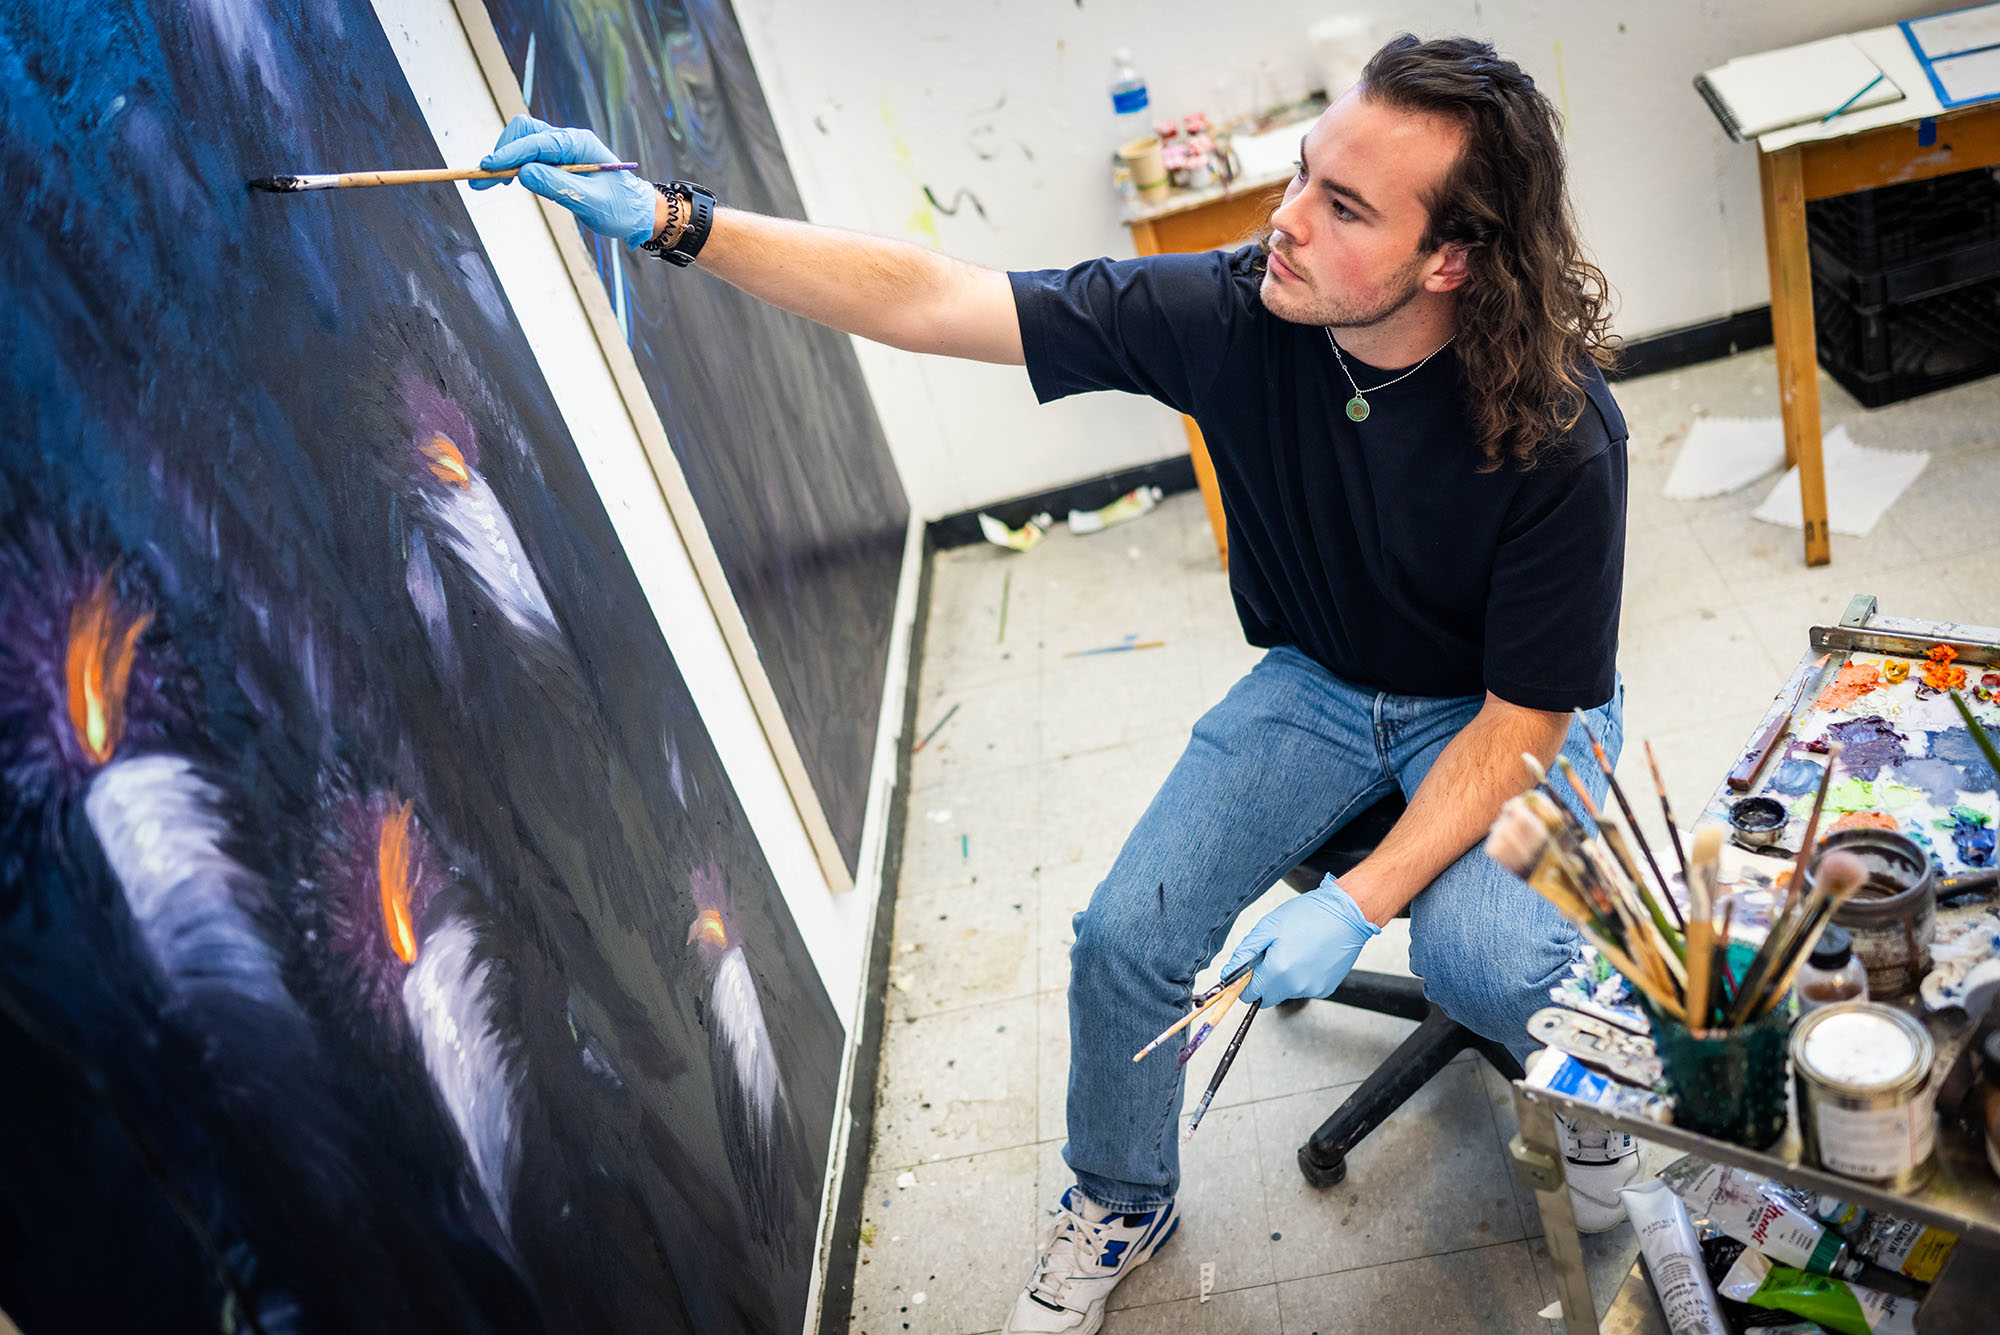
1929 728 2000 793
1895 757 1967 806
1768 757 1823 797
1939 805 1996 867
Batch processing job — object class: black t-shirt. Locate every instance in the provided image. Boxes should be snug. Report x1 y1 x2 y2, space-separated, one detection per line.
1009 245 1626 713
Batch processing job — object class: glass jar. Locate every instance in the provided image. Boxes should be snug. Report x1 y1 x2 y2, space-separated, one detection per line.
1795 924 1868 1014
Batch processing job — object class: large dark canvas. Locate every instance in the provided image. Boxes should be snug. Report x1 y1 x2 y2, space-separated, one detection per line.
484 0 911 875
0 2 839 1331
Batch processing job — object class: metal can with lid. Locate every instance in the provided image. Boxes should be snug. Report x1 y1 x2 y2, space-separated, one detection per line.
1792 1002 1936 1191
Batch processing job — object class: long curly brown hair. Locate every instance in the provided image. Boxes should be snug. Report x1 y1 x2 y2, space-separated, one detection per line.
1306 35 1618 470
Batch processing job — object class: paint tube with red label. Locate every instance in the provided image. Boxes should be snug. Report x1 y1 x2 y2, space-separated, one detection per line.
1658 1156 1857 1277
1717 1249 1916 1335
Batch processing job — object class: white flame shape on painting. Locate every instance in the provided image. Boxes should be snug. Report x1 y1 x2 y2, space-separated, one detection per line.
85 754 289 1007
402 916 520 1234
711 945 784 1142
416 435 557 643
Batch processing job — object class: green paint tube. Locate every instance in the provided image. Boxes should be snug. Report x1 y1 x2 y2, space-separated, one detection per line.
1657 1156 1856 1277
1717 1250 1916 1335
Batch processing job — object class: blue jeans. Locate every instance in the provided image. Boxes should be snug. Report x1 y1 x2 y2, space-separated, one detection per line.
1064 646 1624 1210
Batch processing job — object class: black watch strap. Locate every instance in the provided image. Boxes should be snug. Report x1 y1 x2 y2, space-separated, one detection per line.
643 180 716 268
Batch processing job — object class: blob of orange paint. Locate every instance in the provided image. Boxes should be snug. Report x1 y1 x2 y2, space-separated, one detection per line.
378 800 420 965
1881 658 1911 684
1830 810 1900 835
1813 661 1884 711
65 574 151 766
687 908 728 949
1921 643 1967 691
421 433 472 489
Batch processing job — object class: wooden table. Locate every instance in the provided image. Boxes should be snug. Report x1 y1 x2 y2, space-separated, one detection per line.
1750 23 2000 566
1123 169 1289 568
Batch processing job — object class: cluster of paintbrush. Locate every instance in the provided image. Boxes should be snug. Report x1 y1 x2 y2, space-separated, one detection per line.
1133 960 1260 1140
1485 714 1869 1035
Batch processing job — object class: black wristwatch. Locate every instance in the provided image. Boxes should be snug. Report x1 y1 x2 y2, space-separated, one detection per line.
643 179 716 267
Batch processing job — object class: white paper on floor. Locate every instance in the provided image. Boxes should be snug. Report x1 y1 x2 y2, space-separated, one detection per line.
1751 425 1930 537
1662 416 1789 499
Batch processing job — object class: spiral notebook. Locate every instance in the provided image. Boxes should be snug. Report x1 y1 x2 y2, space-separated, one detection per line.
1696 35 1904 141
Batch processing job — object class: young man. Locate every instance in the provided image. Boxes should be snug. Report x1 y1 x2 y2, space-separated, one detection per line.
484 33 1636 1333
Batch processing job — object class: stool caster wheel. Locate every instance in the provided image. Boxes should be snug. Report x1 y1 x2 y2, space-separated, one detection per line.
1297 1145 1347 1188
1276 998 1309 1016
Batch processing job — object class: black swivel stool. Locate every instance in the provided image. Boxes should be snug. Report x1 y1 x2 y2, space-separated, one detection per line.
1278 792 1527 1187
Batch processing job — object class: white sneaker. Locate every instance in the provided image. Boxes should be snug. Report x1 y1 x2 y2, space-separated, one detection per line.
1001 1186 1179 1334
1556 1112 1642 1233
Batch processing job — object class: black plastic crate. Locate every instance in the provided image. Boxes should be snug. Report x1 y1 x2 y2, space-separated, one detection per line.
1807 167 2000 271
1810 232 2000 308
1812 271 2000 407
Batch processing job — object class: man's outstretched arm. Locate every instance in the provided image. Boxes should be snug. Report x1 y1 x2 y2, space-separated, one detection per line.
691 207 1022 364
477 116 1022 365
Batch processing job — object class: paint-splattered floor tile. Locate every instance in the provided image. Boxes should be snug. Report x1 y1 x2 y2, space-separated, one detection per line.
909 671 1045 790
1257 1064 1527 1281
850 1144 1039 1335
872 995 1039 1170
889 884 1038 1021
1276 1241 1555 1335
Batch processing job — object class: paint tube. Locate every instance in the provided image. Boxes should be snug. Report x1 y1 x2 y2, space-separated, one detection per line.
1067 486 1161 535
977 511 1051 552
1847 1212 1958 1282
1524 1048 1672 1123
1716 1249 1916 1335
1657 1156 1857 1277
1618 1180 1729 1335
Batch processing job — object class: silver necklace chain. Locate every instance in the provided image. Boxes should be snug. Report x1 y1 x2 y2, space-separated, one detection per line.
1323 327 1454 422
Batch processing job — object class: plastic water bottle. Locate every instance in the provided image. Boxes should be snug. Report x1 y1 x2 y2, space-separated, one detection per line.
1109 49 1150 144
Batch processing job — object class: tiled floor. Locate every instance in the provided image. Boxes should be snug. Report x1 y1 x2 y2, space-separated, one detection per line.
847 350 2000 1335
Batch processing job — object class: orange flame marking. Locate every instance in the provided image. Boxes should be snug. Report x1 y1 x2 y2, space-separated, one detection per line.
378 800 419 965
65 575 151 766
688 909 728 949
422 433 472 489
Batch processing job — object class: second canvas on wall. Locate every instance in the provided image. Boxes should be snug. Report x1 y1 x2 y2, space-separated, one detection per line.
483 0 913 878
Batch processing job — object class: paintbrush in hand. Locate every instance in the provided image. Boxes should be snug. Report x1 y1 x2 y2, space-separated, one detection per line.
1176 971 1252 1067
1184 1000 1260 1141
248 162 641 192
1134 962 1254 1062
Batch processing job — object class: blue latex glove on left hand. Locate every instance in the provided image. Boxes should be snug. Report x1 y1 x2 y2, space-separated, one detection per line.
1225 879 1381 1006
475 115 659 249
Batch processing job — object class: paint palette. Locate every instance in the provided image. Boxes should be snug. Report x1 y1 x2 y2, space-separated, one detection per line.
1699 623 2000 1009
1724 646 2000 877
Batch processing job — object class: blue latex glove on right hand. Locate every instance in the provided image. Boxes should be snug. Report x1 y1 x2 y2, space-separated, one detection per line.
1224 878 1381 1007
475 115 659 249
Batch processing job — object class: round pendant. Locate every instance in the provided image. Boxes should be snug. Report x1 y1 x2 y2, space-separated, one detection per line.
1345 395 1370 422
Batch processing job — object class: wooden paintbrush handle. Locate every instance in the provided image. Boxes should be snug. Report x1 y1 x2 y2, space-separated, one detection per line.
326 163 638 188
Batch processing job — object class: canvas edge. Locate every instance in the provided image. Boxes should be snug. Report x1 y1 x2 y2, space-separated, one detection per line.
445 0 857 897
804 512 928 1334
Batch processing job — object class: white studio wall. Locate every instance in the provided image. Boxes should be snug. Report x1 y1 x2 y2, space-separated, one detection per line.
732 0 1934 519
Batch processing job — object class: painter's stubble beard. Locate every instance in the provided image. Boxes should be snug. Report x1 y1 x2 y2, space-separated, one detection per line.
1262 247 1429 331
